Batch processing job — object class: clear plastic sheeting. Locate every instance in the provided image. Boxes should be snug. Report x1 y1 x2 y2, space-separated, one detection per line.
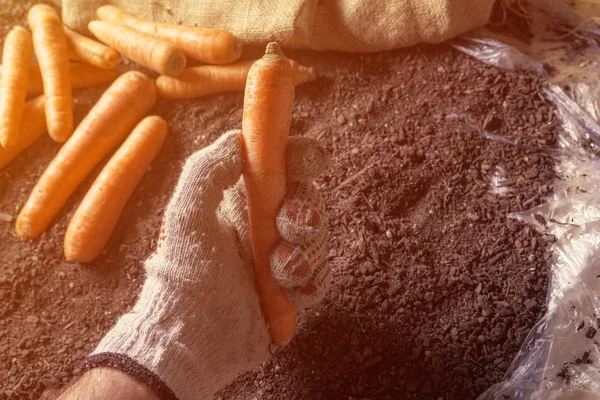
485 212 600 399
453 35 541 72
451 1 600 399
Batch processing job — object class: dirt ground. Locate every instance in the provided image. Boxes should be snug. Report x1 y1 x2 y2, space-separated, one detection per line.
0 2 558 400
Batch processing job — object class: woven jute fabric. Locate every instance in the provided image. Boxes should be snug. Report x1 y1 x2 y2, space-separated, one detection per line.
62 0 494 52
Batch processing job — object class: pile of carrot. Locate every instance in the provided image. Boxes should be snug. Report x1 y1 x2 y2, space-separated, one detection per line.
91 5 316 99
2 4 317 264
0 3 120 163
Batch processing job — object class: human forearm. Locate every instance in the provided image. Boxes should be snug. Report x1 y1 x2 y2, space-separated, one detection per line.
58 368 159 400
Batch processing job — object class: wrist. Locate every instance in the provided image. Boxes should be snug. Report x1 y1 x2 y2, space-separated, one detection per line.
88 275 269 400
59 368 160 400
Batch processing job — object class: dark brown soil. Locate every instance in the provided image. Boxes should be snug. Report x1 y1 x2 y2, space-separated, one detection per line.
1 6 558 400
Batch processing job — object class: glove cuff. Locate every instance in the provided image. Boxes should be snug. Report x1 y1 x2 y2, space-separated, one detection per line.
82 353 178 400
84 272 265 400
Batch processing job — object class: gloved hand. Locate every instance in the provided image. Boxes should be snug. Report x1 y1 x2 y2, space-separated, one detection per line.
83 130 330 400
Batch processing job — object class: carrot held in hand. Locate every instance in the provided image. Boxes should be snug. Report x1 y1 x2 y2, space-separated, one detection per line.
28 4 73 143
64 25 119 69
156 59 316 99
0 26 33 148
88 21 186 76
16 71 156 240
97 5 243 65
65 116 167 262
0 95 46 170
241 42 297 346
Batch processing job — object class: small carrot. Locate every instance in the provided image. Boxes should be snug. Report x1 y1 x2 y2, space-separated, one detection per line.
64 25 119 69
64 116 167 262
57 63 119 92
241 43 297 346
156 59 316 99
0 63 120 96
0 95 46 170
28 4 73 143
0 26 33 148
88 21 186 76
97 5 243 65
16 71 156 240
288 60 318 86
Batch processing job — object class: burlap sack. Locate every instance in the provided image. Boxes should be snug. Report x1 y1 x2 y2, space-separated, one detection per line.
62 0 495 53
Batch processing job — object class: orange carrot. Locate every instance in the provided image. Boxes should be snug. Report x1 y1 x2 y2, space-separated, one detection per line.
97 5 243 65
288 59 318 86
64 25 119 69
16 71 156 240
88 20 186 76
156 59 316 99
0 63 119 96
57 63 119 92
241 43 297 346
28 4 73 143
0 95 46 170
0 26 33 148
64 116 167 262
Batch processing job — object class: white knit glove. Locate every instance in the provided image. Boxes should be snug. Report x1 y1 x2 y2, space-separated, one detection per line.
83 130 330 400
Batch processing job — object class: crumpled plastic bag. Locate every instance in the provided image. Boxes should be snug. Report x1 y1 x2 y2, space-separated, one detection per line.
451 1 600 399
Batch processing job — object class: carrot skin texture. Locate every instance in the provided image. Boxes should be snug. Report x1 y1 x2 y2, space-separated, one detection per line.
28 4 73 143
156 59 317 99
241 43 297 346
0 95 46 170
156 60 254 99
61 63 119 92
0 26 33 148
88 21 186 76
97 5 243 65
64 26 119 69
1 63 120 95
64 116 167 262
16 71 156 240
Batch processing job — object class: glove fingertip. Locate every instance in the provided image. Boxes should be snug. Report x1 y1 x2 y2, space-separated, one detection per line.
287 261 331 309
276 213 319 245
276 183 324 245
286 136 330 181
270 242 312 288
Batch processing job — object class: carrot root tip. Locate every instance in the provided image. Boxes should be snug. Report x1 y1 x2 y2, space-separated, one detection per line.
170 55 187 76
265 42 283 56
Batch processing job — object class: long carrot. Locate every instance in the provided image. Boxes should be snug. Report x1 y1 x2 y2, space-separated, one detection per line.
88 21 186 76
156 59 317 99
0 26 33 148
16 71 156 240
0 95 46 170
64 26 119 69
64 116 167 262
0 63 120 96
97 5 243 65
28 4 73 143
241 43 297 346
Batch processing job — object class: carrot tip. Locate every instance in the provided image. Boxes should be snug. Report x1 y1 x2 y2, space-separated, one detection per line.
265 42 283 56
169 54 187 76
